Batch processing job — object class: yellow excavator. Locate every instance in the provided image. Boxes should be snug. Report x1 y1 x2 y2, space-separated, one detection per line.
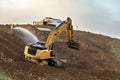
24 17 79 67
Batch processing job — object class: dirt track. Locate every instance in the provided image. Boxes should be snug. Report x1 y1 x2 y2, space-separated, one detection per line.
0 25 120 80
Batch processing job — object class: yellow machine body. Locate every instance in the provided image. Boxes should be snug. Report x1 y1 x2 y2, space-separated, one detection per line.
24 17 79 65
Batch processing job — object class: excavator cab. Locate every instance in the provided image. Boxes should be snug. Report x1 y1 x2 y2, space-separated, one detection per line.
29 41 46 50
24 41 55 60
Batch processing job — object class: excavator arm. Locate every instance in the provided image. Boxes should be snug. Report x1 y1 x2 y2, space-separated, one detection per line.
45 17 79 50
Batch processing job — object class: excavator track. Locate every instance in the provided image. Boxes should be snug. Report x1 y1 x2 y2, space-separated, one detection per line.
46 59 62 67
25 56 62 67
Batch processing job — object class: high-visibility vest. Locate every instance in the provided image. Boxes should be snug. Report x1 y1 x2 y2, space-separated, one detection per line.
11 24 14 29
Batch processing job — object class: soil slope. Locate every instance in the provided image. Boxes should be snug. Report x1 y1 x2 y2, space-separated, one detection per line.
0 24 120 80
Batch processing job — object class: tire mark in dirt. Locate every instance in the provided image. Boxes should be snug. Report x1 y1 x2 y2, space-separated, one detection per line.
0 31 22 50
0 38 19 56
0 36 22 52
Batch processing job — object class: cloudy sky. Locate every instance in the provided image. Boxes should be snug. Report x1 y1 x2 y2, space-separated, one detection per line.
0 0 120 38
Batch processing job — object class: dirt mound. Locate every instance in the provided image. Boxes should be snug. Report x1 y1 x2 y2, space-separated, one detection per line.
0 25 120 80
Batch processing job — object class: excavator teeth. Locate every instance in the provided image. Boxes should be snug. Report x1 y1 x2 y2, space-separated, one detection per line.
68 42 79 50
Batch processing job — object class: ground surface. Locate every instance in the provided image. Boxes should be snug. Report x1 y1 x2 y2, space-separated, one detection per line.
0 24 120 80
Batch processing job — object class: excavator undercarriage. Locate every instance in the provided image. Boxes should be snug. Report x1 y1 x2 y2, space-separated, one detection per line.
25 55 62 67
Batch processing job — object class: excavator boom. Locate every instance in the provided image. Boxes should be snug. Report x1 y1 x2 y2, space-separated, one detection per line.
45 17 79 50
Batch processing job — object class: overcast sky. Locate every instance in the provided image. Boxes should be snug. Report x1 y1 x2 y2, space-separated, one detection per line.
0 0 120 38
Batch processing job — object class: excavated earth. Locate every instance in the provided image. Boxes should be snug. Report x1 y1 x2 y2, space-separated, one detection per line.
0 24 120 80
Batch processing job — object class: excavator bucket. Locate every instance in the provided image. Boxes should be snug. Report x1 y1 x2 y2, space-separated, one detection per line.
68 41 79 50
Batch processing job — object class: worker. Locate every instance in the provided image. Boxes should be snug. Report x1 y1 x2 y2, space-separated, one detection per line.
10 24 14 32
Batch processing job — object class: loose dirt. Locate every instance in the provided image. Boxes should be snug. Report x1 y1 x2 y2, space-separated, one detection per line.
0 24 120 80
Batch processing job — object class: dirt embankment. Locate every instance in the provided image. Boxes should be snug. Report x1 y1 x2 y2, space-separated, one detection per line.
0 25 120 80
